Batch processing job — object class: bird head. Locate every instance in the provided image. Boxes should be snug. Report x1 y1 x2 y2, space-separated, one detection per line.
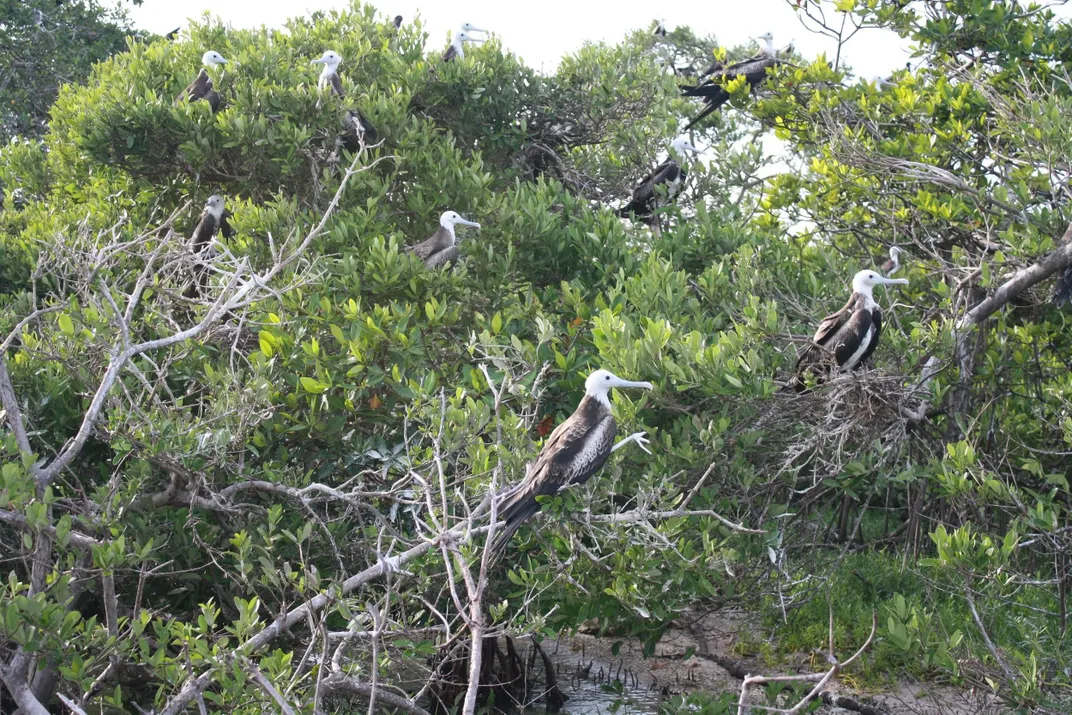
311 50 343 71
754 32 775 55
455 30 483 46
202 51 228 68
852 269 908 296
584 369 654 405
670 137 701 156
889 246 903 260
460 22 485 34
203 194 226 220
439 211 481 236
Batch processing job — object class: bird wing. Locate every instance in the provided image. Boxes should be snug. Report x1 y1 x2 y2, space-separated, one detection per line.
219 209 236 239
408 227 451 260
177 69 210 103
442 44 458 62
618 159 676 216
423 245 459 268
825 309 875 367
189 211 218 254
328 72 344 97
811 295 856 346
489 398 617 553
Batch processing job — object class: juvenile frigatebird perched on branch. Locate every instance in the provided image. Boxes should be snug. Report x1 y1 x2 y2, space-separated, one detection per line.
442 29 483 62
881 246 903 276
616 137 700 222
407 211 481 268
792 269 909 391
489 369 653 553
185 195 234 298
680 32 777 130
177 50 228 112
311 50 379 148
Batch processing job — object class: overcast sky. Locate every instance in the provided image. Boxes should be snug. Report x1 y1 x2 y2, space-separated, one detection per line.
126 0 916 80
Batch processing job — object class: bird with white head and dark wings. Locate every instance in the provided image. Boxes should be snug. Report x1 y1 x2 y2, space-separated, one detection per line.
791 269 909 391
616 137 700 223
184 195 235 299
176 50 228 112
488 369 654 554
442 23 485 62
407 211 481 268
310 50 379 149
881 246 903 276
679 32 778 130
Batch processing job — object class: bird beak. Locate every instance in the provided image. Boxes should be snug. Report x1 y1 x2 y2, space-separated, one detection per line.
611 378 654 390
311 58 325 65
876 277 909 286
469 26 486 33
457 218 481 229
685 143 701 153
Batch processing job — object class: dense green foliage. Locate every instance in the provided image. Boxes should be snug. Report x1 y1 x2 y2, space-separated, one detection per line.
1 1 1072 713
0 0 144 143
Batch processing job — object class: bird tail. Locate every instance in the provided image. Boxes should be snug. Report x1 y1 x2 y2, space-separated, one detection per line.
487 485 540 555
684 99 725 130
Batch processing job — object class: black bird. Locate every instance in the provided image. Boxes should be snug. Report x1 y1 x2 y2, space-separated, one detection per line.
793 270 909 391
392 15 403 29
616 137 699 222
490 369 653 554
680 32 777 130
176 51 228 112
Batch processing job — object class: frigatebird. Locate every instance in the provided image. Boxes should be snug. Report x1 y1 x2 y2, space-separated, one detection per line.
490 369 654 553
616 137 700 222
176 51 228 112
311 50 379 147
881 246 903 276
442 30 483 62
680 32 777 130
185 195 233 298
408 211 481 268
793 269 908 391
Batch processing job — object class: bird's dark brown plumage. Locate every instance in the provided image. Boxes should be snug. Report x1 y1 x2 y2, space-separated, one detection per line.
490 395 616 553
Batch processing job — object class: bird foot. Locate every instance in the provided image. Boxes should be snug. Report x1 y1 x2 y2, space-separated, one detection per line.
612 431 651 454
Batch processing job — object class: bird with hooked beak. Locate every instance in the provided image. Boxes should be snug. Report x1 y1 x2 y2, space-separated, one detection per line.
489 369 654 554
311 50 379 147
407 211 481 268
185 194 234 298
442 27 484 62
792 269 909 391
177 50 228 112
617 137 701 223
680 31 778 129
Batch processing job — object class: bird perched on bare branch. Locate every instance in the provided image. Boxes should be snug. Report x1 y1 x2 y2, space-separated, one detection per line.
185 195 234 298
489 369 653 553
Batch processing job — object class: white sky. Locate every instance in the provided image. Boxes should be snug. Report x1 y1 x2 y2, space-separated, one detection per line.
127 0 916 79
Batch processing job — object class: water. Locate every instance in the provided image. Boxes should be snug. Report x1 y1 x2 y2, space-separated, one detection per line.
534 640 664 715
